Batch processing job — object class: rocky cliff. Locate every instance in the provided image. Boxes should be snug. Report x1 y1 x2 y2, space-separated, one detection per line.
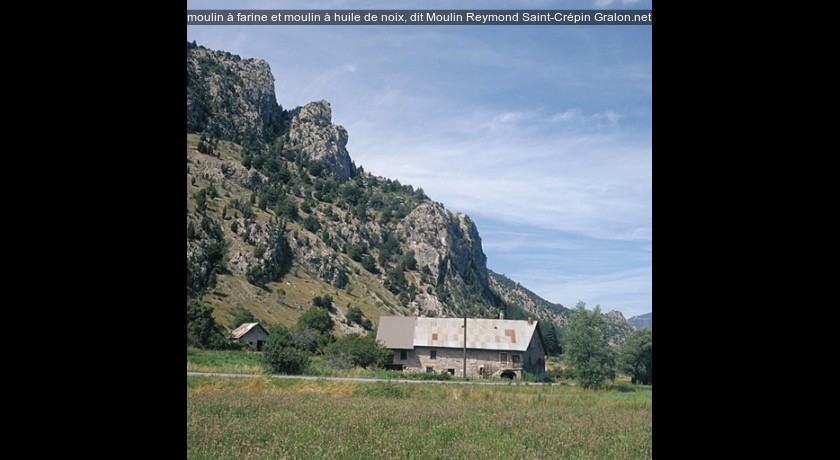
185 42 633 343
396 203 490 316
604 310 634 346
287 101 354 183
187 43 286 145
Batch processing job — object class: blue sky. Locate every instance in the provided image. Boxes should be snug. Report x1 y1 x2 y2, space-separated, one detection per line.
187 0 652 319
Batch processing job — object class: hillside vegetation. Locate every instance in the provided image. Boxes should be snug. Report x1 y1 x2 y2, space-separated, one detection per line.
186 41 633 344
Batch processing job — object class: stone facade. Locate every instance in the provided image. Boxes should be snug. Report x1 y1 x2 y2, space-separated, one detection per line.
390 332 546 379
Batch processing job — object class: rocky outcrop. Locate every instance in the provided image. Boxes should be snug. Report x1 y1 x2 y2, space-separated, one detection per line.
186 42 637 342
605 310 626 323
287 100 354 183
187 44 285 144
397 203 491 315
604 310 634 346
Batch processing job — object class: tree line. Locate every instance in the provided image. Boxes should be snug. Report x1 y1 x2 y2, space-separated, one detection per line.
186 295 389 374
188 298 651 388
564 302 652 388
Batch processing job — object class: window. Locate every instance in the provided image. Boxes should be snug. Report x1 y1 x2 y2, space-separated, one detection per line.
500 352 508 363
512 354 521 364
447 368 455 375
430 350 437 360
400 350 407 360
426 367 434 373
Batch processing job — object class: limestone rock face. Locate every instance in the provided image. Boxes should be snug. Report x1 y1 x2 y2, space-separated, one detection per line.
287 100 354 183
604 310 634 346
187 45 285 143
605 310 626 323
186 42 639 346
397 203 490 315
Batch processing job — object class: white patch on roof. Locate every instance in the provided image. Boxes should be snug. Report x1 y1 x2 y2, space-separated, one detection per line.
377 316 539 352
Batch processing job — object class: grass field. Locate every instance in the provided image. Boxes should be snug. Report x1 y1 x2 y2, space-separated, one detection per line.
187 348 265 374
187 375 652 459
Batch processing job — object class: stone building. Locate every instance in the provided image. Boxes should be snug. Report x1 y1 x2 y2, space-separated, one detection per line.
376 316 546 379
230 322 269 351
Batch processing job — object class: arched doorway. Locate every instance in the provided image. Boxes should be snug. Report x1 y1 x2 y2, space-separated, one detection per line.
500 370 516 380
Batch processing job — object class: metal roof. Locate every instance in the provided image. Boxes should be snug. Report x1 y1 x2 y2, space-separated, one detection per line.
375 316 416 349
230 322 263 339
377 316 541 352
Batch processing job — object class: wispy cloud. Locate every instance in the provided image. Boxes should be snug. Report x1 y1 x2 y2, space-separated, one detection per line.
346 104 650 242
516 265 652 318
187 0 652 317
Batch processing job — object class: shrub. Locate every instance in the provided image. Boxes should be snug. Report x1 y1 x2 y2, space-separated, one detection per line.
346 306 363 324
361 255 378 274
297 306 335 335
186 299 231 349
289 327 330 354
348 242 366 262
194 189 207 212
303 215 320 232
263 345 310 375
323 333 391 369
262 324 310 375
312 294 333 309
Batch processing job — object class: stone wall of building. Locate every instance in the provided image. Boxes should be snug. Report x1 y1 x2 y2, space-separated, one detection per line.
390 345 545 379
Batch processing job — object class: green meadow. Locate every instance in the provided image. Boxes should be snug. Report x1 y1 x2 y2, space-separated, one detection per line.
187 376 651 459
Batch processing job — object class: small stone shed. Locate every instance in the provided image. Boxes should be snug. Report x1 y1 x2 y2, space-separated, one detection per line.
230 322 269 351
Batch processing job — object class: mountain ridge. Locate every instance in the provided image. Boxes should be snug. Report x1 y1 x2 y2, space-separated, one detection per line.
185 41 633 345
627 312 652 329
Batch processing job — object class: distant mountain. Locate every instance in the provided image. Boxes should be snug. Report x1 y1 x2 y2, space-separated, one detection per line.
488 271 569 323
490 271 634 344
628 312 652 329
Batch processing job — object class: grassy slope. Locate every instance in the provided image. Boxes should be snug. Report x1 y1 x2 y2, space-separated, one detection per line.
187 133 404 332
187 376 652 459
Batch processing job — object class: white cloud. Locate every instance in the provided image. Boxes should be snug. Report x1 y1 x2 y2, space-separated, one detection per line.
347 105 651 242
550 108 624 132
187 8 651 318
